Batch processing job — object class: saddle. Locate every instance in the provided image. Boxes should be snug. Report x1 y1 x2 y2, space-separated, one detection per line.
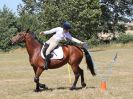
41 43 64 59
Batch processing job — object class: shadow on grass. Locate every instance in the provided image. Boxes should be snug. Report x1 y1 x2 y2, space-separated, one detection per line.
35 86 96 92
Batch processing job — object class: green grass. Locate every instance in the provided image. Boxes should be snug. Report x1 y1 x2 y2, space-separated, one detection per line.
0 46 133 99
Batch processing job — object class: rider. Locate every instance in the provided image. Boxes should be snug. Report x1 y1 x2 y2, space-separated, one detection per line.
39 21 85 70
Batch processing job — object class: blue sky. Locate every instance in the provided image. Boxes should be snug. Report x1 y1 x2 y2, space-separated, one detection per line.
0 0 23 14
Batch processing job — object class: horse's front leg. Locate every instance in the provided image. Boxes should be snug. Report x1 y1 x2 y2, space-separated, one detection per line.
34 67 44 92
34 76 40 92
33 66 48 91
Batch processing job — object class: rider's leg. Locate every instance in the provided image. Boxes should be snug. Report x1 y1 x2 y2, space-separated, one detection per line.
44 38 59 70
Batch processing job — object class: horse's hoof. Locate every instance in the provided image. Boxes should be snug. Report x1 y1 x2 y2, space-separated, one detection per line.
82 83 86 88
70 86 76 90
34 89 41 92
44 85 48 89
39 84 48 89
39 84 46 88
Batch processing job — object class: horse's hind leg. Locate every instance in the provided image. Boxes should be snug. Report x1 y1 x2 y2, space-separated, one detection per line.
70 64 80 90
79 67 86 88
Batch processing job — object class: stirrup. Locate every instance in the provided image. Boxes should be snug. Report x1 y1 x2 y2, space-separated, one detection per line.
44 66 48 70
44 60 48 70
44 62 48 70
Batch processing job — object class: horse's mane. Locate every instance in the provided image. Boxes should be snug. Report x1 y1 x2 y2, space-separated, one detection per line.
28 31 37 39
28 31 43 45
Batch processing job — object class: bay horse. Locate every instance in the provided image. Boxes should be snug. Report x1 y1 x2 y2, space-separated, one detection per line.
11 29 96 92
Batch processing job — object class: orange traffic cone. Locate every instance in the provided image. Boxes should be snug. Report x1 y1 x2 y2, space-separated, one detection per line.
101 79 107 91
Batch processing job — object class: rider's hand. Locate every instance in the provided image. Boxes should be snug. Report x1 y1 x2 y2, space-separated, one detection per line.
39 32 44 35
80 42 86 45
80 42 88 49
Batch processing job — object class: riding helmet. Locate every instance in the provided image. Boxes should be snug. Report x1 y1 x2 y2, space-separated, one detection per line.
63 21 71 30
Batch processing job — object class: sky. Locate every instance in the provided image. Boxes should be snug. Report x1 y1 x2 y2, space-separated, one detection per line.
0 0 23 15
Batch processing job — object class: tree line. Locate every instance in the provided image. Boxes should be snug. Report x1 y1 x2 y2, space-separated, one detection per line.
0 0 133 51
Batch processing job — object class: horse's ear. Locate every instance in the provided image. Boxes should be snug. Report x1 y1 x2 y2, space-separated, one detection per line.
26 29 30 33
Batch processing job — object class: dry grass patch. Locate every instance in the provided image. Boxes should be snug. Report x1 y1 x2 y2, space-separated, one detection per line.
0 47 133 99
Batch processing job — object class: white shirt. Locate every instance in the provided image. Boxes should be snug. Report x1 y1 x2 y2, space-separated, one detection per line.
43 27 83 44
43 27 72 41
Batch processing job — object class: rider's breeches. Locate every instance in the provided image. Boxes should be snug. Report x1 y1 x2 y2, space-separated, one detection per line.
45 36 59 56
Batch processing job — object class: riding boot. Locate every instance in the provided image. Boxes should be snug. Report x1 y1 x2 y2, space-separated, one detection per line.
43 43 49 57
44 54 51 70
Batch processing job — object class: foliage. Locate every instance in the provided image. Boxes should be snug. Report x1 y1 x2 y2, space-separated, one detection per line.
117 34 133 44
18 0 101 40
0 0 133 51
88 37 100 48
99 0 133 33
0 6 18 51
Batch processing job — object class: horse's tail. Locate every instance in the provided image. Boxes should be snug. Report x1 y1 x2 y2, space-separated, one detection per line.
82 48 96 76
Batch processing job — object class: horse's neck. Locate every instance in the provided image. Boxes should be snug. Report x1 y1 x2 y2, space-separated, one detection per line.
25 35 41 58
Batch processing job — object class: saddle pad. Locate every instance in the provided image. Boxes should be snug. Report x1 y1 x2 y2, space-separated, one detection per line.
41 45 63 59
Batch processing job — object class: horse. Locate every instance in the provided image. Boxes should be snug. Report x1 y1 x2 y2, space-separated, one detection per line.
11 29 96 92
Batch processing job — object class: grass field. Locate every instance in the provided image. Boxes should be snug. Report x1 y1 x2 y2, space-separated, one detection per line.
0 45 133 99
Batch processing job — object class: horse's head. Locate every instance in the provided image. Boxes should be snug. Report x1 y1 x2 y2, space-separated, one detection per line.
11 29 30 44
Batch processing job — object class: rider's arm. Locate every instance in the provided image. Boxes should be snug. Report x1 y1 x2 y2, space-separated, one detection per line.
43 27 60 34
65 33 84 44
71 37 84 44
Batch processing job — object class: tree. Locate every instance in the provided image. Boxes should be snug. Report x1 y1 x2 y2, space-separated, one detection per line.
99 0 133 34
0 6 18 51
35 0 101 40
